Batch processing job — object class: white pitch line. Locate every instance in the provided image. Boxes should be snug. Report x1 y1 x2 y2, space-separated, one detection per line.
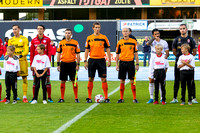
53 82 129 133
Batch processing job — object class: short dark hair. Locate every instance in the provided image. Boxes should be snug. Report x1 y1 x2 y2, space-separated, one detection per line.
37 44 45 51
180 24 187 28
4 37 9 41
128 28 132 32
152 28 159 35
37 25 45 30
65 28 72 34
12 24 20 29
93 22 101 28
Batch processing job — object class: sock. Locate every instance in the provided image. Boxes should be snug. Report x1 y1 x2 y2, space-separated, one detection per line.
0 83 2 99
32 84 35 97
131 83 136 100
120 83 125 100
23 77 28 97
60 83 65 99
73 83 78 99
159 83 162 100
46 83 52 99
149 83 154 99
88 81 93 99
102 82 108 99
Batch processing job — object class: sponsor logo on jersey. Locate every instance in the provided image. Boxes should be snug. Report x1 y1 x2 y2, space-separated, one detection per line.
187 39 190 43
43 40 46 43
7 61 15 65
36 60 45 64
19 39 22 42
155 61 164 65
178 38 181 43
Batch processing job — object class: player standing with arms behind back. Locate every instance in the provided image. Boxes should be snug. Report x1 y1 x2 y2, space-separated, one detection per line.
84 22 111 103
116 27 139 103
3 24 29 103
30 25 53 103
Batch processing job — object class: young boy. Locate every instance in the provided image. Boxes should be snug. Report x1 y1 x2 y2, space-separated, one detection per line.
177 44 195 105
31 44 51 104
149 44 169 105
4 46 20 104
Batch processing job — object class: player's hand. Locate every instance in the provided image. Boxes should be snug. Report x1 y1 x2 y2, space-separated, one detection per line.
107 61 111 67
57 66 60 72
84 62 88 70
181 60 186 65
187 59 191 64
17 71 20 77
76 65 79 71
136 65 139 71
165 55 168 59
18 55 23 58
116 65 119 71
30 67 34 71
36 73 40 78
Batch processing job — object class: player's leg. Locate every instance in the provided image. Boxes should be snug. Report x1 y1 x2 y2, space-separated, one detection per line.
11 73 17 104
46 69 53 102
160 70 166 105
180 71 186 105
41 72 47 104
98 59 109 103
147 63 154 103
69 62 79 103
58 62 67 103
171 62 180 103
5 73 11 104
22 76 28 103
159 83 162 102
0 82 2 101
153 70 159 104
191 70 198 103
117 61 126 103
187 71 192 105
86 59 96 103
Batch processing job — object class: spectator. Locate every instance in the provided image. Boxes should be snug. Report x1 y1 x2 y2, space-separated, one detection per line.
142 36 151 66
50 41 57 67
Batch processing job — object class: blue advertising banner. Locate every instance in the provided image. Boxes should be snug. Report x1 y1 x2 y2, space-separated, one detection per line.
0 21 117 52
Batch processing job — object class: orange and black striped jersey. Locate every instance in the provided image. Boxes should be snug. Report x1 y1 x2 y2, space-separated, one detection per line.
57 39 80 63
116 38 138 61
85 34 110 59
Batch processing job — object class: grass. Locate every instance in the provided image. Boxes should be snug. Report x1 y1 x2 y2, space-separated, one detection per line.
0 80 199 132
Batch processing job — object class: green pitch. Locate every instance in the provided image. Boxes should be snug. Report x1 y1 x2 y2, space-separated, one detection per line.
0 80 199 133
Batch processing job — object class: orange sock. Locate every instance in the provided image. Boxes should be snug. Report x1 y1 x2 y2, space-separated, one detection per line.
73 83 78 99
131 83 136 100
88 81 93 99
102 82 108 99
60 83 65 99
120 83 125 100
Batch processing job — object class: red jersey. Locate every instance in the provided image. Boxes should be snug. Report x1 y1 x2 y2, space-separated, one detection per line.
30 34 51 65
0 38 4 57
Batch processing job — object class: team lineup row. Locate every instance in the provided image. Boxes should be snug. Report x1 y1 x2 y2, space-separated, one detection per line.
0 22 197 105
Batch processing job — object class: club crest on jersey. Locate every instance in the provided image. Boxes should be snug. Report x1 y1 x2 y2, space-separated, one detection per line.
100 43 102 46
130 46 132 50
178 38 181 43
43 40 46 43
187 39 190 43
71 48 73 51
19 39 22 42
177 46 181 49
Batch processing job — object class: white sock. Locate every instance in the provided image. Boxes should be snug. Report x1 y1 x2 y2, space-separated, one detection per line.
159 83 162 100
149 83 154 99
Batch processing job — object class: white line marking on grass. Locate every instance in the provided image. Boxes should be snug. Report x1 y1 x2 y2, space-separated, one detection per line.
53 82 129 133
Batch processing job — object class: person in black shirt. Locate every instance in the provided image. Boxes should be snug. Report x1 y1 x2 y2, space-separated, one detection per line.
128 28 137 41
170 24 197 104
142 36 151 66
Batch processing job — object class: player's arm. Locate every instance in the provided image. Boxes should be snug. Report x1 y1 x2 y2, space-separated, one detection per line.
116 54 119 71
30 40 35 67
57 43 62 72
173 48 177 56
146 38 155 46
106 48 111 67
135 52 139 71
47 38 52 60
192 48 197 56
33 67 40 78
0 39 4 57
84 49 89 70
177 57 185 68
172 39 177 56
191 38 197 56
76 53 80 71
22 37 29 56
165 50 169 59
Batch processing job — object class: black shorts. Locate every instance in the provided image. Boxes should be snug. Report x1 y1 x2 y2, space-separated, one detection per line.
60 61 76 81
88 58 106 78
118 60 135 80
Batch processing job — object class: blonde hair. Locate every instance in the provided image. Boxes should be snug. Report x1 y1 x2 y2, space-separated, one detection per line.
7 45 15 52
155 44 163 50
181 43 190 51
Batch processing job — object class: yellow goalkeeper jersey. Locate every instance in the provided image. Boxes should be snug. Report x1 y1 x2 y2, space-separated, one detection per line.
8 35 29 61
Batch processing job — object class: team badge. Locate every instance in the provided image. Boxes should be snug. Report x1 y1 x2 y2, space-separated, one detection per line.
187 39 190 43
178 38 181 43
71 48 73 51
19 39 22 42
100 43 102 46
177 46 181 49
130 46 132 50
43 40 46 43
